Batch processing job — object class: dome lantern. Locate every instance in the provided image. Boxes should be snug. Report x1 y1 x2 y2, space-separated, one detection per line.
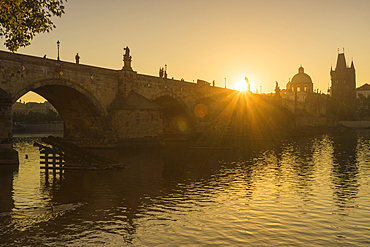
298 66 304 73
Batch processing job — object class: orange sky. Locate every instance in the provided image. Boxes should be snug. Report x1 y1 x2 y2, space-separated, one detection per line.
2 0 370 102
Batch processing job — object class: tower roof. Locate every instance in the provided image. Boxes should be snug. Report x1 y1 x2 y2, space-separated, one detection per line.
357 83 370 91
335 53 347 70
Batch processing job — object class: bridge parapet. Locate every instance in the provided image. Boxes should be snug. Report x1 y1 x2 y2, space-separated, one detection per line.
0 49 250 152
0 51 119 112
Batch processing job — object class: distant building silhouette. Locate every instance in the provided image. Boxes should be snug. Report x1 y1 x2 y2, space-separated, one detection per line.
284 66 313 102
12 101 57 115
280 66 327 117
330 52 356 106
356 83 370 98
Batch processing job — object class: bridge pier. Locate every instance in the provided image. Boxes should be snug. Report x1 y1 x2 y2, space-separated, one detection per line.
0 89 18 166
107 90 164 148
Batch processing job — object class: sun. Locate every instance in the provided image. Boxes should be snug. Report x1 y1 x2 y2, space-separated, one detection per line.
235 80 248 91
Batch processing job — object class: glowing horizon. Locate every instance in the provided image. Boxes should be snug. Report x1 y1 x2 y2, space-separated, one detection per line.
18 92 46 103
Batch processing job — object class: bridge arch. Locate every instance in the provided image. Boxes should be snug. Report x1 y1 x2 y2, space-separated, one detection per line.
12 78 106 116
12 78 107 140
152 92 193 137
151 92 191 115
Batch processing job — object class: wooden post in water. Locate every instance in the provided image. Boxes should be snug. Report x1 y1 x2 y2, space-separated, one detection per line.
52 152 57 178
45 150 49 185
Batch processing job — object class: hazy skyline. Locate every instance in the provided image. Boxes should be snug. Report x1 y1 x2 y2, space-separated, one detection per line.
2 0 370 102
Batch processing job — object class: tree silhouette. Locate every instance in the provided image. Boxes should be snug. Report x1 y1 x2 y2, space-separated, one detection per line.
356 94 370 120
0 0 67 52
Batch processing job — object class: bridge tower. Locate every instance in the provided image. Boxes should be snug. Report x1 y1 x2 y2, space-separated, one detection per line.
330 52 356 106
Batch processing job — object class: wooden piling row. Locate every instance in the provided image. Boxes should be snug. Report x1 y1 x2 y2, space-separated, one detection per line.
34 136 126 171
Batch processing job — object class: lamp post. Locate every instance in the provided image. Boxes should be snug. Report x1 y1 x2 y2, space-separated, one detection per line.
57 40 60 61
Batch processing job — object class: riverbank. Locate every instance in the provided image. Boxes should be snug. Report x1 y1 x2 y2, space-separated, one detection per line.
338 121 370 129
13 121 63 134
11 120 370 147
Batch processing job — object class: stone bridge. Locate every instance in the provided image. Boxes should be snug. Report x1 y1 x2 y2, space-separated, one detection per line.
1 49 253 165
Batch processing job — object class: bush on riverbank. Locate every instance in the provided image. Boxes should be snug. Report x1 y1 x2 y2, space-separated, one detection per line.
13 110 62 123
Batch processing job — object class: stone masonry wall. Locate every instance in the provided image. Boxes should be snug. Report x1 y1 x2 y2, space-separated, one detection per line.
0 89 18 165
111 109 163 140
0 95 12 151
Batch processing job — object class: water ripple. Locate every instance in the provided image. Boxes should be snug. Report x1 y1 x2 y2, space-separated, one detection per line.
1 133 370 246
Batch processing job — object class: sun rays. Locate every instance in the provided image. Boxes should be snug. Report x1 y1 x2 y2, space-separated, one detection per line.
192 89 278 146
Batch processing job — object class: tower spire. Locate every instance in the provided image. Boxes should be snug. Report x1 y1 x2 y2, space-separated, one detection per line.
335 52 347 70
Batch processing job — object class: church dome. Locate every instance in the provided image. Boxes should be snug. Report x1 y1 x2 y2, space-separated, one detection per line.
291 66 312 84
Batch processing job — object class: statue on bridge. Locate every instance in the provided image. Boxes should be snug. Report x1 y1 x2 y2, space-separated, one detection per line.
124 46 130 58
245 77 251 92
75 53 80 64
123 46 132 70
158 66 167 78
275 81 281 95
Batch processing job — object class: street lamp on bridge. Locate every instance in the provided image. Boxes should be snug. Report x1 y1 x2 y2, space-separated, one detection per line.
57 40 60 61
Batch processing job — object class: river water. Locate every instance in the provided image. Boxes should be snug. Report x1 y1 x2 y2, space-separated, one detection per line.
1 131 370 246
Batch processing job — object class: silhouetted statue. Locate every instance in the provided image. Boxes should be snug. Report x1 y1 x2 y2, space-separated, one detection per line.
75 53 80 64
274 81 281 95
245 77 251 92
123 46 132 70
274 81 282 107
124 46 130 59
159 68 164 78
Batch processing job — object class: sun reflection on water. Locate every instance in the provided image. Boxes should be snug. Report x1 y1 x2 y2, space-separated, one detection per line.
1 131 370 246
